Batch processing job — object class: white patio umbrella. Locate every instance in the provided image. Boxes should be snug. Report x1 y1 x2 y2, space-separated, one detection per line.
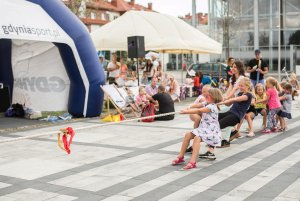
145 51 159 60
90 11 222 54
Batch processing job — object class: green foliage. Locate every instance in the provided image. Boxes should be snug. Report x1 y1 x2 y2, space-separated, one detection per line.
288 30 300 45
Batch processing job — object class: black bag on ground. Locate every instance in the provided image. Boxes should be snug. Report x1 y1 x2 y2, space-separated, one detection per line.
11 103 25 117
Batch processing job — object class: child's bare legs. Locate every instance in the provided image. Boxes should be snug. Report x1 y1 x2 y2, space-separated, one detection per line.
178 132 195 158
235 120 243 132
278 116 286 130
245 112 255 136
182 135 200 169
261 109 267 129
172 132 195 165
246 112 255 132
189 136 201 163
189 114 201 129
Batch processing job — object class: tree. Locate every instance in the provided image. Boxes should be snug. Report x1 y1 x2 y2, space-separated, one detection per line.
217 0 240 59
288 30 300 45
63 0 88 17
259 31 269 46
247 32 254 46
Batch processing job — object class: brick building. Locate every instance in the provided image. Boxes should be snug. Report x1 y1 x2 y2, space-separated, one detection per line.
180 12 208 26
63 0 153 32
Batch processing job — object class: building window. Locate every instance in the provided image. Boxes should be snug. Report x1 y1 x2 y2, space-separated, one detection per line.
101 13 105 20
91 12 96 19
113 16 118 20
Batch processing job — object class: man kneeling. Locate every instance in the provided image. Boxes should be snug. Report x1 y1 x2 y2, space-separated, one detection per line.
147 85 175 121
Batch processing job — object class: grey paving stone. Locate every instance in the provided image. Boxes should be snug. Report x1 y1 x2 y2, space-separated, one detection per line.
0 186 25 196
188 139 300 200
188 189 227 201
132 186 178 201
246 162 300 201
0 102 300 200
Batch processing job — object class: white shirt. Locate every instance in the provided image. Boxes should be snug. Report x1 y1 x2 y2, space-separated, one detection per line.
151 60 159 77
107 62 119 78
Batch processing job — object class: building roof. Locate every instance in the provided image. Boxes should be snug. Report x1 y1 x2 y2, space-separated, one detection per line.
181 13 208 25
86 1 119 11
87 0 153 13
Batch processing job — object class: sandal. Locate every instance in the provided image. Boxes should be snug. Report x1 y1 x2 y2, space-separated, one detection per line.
172 156 184 166
183 161 197 170
278 127 286 132
246 132 255 137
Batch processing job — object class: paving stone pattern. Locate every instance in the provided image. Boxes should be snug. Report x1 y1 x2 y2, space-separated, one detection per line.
0 100 300 200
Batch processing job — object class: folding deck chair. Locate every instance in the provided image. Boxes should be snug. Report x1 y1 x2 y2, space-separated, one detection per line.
100 84 138 119
115 86 140 117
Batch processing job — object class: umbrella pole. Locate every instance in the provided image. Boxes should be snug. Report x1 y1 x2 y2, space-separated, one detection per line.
163 51 165 72
181 53 183 84
137 58 140 86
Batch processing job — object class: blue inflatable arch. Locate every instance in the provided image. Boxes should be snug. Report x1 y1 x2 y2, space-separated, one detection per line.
0 0 105 117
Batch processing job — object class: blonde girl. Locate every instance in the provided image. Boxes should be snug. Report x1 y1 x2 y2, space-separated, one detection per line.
172 88 223 170
254 83 268 130
236 84 256 137
258 77 282 134
218 77 253 142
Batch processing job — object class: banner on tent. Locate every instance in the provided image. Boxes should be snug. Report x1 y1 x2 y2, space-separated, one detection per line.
0 0 69 43
11 40 70 111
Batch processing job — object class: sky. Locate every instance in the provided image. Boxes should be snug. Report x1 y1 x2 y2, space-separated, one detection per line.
135 0 208 17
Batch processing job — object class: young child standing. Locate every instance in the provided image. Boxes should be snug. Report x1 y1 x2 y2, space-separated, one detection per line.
254 83 268 130
242 83 267 137
277 83 293 131
172 88 223 170
259 77 282 134
193 72 201 96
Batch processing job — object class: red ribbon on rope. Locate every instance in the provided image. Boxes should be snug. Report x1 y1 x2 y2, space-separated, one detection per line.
58 127 75 154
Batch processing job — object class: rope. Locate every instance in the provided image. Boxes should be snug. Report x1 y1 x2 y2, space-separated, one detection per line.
0 111 180 144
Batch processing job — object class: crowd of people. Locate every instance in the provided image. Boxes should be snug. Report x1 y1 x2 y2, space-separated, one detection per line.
100 50 300 170
172 49 299 170
103 53 179 121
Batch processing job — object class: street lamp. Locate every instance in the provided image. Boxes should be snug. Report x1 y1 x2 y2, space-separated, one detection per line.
278 0 281 81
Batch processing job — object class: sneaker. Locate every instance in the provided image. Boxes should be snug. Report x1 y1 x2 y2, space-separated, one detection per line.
186 146 193 154
216 140 230 148
229 130 240 142
199 151 216 160
261 129 271 134
271 127 279 132
246 132 255 137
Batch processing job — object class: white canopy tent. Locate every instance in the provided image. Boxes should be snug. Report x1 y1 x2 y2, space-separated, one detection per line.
90 11 222 54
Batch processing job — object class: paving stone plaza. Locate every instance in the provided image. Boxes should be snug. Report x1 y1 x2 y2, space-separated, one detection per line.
0 99 300 201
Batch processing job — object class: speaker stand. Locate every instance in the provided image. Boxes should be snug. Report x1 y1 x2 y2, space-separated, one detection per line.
136 58 140 86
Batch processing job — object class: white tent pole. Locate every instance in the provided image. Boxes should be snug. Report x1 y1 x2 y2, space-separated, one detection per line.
162 51 165 72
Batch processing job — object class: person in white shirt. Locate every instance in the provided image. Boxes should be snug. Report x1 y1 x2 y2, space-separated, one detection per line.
150 55 159 79
107 54 120 85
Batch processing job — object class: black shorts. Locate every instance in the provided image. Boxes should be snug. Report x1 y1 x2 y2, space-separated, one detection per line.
246 105 256 114
277 110 292 119
255 108 267 116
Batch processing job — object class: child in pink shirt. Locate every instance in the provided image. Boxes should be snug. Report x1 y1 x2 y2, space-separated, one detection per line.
258 77 281 133
136 86 149 110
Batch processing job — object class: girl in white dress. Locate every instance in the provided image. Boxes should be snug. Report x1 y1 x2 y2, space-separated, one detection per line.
172 88 223 170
